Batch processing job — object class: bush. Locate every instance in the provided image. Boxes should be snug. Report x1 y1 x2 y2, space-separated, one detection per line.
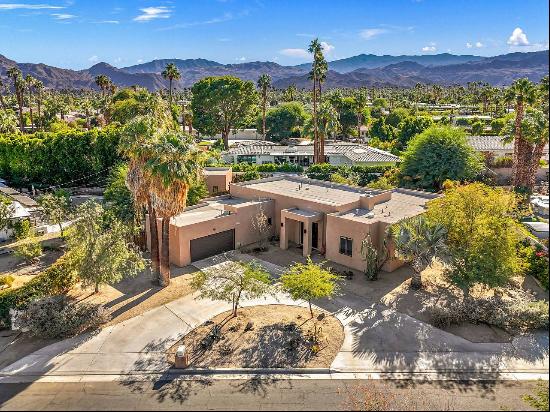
0 255 78 328
492 156 513 168
522 244 549 290
13 238 43 263
0 275 14 289
11 219 32 240
19 295 109 339
428 294 549 333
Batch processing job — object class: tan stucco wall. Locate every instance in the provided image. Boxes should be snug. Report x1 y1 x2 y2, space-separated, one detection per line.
204 169 232 195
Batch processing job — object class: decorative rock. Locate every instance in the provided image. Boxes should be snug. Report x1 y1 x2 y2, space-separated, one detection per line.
244 321 254 331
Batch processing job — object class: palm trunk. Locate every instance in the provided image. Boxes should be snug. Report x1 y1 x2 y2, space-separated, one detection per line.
29 106 34 132
312 75 319 164
159 217 171 287
410 260 423 290
95 282 99 294
17 95 24 132
222 126 230 150
262 94 267 140
37 97 42 131
512 101 524 187
148 201 160 283
526 141 546 191
318 82 325 163
168 79 173 106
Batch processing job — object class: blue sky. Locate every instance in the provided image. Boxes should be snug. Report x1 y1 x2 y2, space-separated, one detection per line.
0 0 548 69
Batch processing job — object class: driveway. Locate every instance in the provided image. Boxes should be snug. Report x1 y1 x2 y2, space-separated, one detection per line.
0 252 548 380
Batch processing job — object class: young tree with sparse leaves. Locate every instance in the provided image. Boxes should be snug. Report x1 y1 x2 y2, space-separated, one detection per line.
191 260 273 317
38 190 72 237
280 257 340 317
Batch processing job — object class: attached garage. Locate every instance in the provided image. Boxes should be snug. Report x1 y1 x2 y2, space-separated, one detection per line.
190 229 235 262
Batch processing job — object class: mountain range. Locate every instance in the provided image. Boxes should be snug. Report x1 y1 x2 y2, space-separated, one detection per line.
0 50 548 91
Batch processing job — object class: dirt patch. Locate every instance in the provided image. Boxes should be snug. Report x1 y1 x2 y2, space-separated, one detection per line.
169 305 344 369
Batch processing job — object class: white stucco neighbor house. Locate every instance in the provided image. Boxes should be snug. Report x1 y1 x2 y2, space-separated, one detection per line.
222 142 400 167
0 184 40 241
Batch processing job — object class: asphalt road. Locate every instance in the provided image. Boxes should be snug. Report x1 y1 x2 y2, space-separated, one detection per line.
0 378 542 410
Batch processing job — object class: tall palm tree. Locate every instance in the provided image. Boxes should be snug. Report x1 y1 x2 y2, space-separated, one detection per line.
308 39 328 163
354 90 368 140
504 78 538 188
388 216 447 290
6 67 25 132
257 74 272 140
24 75 35 132
318 102 340 142
33 79 44 130
0 78 7 110
95 75 110 97
119 116 163 284
145 132 206 286
161 63 181 106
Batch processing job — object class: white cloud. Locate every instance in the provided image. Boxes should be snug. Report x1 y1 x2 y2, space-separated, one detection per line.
467 41 483 48
134 6 171 22
321 41 335 53
359 28 388 40
52 13 75 20
95 20 119 24
0 3 64 10
157 12 234 30
137 59 143 63
422 42 437 52
466 42 473 49
475 41 484 48
235 56 246 61
279 48 309 58
88 55 99 63
507 27 529 46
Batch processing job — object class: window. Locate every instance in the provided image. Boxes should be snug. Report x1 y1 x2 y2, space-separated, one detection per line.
339 237 353 257
237 155 257 163
267 217 272 226
212 185 219 194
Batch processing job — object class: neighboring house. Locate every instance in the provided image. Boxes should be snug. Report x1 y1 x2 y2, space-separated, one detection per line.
222 142 400 167
467 135 550 161
203 167 232 195
0 184 40 241
147 175 438 273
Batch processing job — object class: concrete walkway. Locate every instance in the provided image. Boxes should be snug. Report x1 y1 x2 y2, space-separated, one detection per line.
0 253 548 381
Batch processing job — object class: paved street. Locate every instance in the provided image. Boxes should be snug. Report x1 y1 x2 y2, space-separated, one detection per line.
0 378 542 410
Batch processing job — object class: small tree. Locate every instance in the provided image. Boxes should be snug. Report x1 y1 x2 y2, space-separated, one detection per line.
251 206 270 251
280 257 340 317
67 201 145 293
191 260 273 317
388 216 447 290
14 236 43 263
38 190 71 237
0 195 12 235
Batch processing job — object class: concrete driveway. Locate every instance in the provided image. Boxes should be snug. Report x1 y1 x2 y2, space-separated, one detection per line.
0 253 548 380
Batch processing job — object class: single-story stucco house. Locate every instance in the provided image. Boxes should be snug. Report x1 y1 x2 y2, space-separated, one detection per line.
467 135 550 161
221 142 400 167
147 175 438 273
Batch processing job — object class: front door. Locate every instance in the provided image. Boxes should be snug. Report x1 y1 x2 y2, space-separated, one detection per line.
312 222 318 249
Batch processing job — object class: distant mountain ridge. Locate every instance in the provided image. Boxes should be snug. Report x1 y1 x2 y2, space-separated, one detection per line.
0 50 548 91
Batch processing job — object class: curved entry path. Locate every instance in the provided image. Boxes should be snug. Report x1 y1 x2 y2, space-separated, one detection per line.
1 253 548 381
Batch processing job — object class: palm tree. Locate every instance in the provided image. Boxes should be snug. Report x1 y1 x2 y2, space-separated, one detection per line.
504 78 538 188
161 63 181 106
0 78 7 110
33 79 44 130
119 116 163 284
95 75 110 97
7 67 25 132
24 75 35 132
145 132 206 286
388 216 447 290
308 39 328 163
318 102 340 142
354 90 368 140
257 74 272 140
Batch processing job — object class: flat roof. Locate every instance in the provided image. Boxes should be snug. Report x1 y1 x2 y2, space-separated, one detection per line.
335 189 436 224
238 176 378 207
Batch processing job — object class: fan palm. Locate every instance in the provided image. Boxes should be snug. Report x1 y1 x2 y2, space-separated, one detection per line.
388 216 447 290
161 63 181 106
6 67 25 132
308 39 328 163
257 74 272 139
145 132 206 286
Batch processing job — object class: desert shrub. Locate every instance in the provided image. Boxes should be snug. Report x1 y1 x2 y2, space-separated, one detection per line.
522 244 549 290
19 295 109 339
13 237 43 263
493 156 513 168
11 219 32 239
0 275 15 289
0 255 78 328
428 294 549 333
236 170 260 182
522 381 549 411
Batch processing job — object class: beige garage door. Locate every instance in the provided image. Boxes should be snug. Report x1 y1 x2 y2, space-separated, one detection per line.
190 229 235 262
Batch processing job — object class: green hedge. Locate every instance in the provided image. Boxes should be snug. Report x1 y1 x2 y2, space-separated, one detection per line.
306 163 393 185
225 162 304 173
0 128 122 186
0 255 78 329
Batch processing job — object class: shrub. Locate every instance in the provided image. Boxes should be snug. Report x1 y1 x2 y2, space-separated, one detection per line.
522 245 549 290
13 237 43 263
0 255 78 328
11 219 32 240
493 156 513 168
428 294 549 333
0 275 15 289
19 295 109 339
